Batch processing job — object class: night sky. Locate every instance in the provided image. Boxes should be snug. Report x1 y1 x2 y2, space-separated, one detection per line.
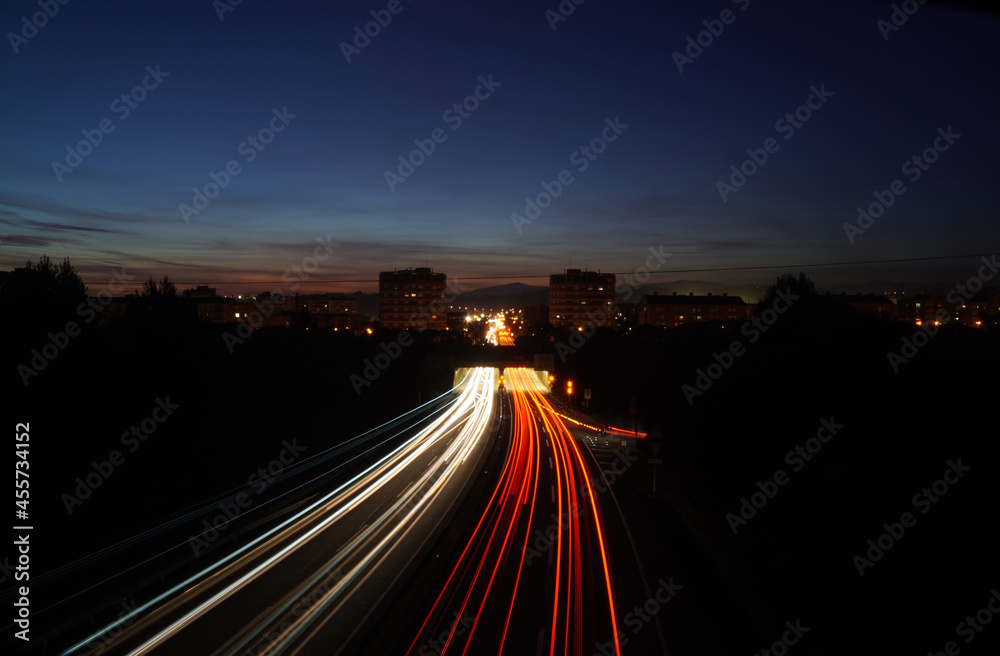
1 0 997 295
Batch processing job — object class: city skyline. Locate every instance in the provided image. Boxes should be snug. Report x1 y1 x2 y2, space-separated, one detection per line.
21 253 995 301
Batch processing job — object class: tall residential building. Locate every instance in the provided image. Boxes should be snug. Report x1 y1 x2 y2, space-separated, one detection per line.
549 269 616 328
522 303 550 328
379 267 447 330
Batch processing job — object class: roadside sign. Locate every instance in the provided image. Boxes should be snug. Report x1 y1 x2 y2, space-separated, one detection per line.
648 458 663 464
584 389 591 399
647 426 663 456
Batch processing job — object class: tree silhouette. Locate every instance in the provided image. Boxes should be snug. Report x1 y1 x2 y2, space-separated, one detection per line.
141 274 177 299
0 254 87 343
756 271 816 310
126 275 196 328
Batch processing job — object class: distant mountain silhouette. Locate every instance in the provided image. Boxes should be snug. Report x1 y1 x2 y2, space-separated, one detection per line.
455 283 548 312
467 282 547 296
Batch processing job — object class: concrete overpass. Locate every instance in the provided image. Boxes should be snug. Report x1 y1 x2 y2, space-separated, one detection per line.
451 347 556 392
450 345 554 370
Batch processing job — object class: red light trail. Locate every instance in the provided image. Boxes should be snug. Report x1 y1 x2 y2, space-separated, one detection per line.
407 367 621 656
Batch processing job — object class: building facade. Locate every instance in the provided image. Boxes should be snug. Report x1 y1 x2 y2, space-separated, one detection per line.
638 292 749 327
897 289 999 328
896 295 951 326
548 269 616 329
283 294 358 315
179 289 361 331
379 267 448 330
522 303 550 328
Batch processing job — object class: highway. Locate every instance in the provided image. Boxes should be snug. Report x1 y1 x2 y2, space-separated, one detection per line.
404 366 625 656
57 367 500 656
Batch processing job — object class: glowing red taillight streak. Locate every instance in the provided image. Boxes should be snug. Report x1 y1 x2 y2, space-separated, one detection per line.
407 368 621 656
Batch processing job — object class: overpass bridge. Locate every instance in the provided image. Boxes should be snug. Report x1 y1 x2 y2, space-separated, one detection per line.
451 346 555 393
451 345 554 371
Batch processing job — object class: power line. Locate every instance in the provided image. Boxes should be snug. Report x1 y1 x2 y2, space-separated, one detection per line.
79 252 996 286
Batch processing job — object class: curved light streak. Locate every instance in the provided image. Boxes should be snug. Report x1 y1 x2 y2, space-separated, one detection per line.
62 369 497 656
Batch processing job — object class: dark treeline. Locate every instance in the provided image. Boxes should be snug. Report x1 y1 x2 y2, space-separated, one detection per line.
2 257 460 575
549 273 1000 654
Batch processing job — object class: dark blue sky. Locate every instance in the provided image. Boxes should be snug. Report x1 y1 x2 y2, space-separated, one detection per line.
1 0 997 294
